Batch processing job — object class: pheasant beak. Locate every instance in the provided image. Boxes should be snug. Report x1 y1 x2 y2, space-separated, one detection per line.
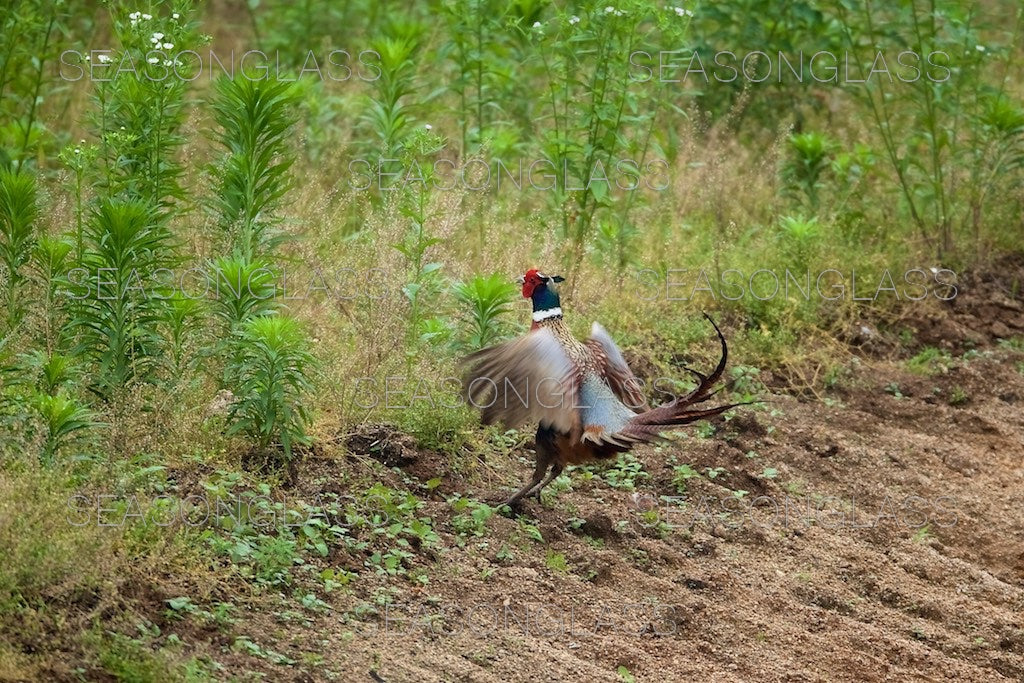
515 275 525 285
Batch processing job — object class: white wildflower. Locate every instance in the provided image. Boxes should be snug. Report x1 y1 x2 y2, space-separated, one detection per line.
74 148 81 155
148 56 159 64
533 21 542 28
605 6 615 13
172 12 180 19
141 13 152 20
424 124 432 130
569 15 580 24
975 44 986 52
129 11 140 19
152 32 164 40
163 42 173 49
97 54 112 63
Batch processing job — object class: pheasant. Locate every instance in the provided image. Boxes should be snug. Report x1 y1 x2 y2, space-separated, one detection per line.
461 268 746 508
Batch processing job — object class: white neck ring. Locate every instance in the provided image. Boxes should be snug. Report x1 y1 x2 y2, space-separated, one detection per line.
532 307 562 322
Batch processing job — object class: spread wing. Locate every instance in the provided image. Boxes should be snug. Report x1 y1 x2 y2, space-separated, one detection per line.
460 329 579 433
585 322 648 412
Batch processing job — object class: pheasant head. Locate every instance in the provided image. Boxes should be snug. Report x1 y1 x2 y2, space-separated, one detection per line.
517 269 565 325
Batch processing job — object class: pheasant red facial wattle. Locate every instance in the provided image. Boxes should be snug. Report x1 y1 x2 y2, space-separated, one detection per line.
461 271 754 509
519 268 562 299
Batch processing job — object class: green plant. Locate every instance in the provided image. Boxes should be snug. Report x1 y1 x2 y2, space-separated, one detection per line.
997 337 1024 352
30 236 73 353
449 495 496 540
162 293 204 382
544 550 569 572
907 347 953 375
13 350 77 395
362 35 420 168
695 421 716 439
728 364 765 401
93 6 199 214
391 127 448 355
692 0 846 127
841 0 1024 258
518 517 543 542
440 0 504 152
0 0 67 168
672 463 700 493
451 272 518 350
776 215 822 273
593 216 642 279
1 350 96 463
209 256 278 332
591 454 648 491
529 3 692 279
0 168 38 328
704 466 725 479
32 391 98 464
782 132 838 211
58 141 98 264
209 77 300 259
70 198 175 399
207 255 278 387
226 315 317 461
0 469 110 614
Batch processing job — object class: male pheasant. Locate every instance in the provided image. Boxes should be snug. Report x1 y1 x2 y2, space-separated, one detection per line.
462 268 746 508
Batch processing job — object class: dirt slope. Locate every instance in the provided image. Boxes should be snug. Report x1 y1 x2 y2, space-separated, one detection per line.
236 346 1023 683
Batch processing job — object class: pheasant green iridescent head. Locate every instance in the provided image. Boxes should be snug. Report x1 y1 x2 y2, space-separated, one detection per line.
518 269 564 319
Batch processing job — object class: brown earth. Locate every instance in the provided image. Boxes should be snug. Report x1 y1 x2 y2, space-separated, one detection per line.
140 342 1021 683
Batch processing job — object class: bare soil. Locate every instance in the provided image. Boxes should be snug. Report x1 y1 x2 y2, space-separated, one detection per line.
261 346 1024 683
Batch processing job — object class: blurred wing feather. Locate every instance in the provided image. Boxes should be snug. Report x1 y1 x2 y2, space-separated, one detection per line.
461 329 578 432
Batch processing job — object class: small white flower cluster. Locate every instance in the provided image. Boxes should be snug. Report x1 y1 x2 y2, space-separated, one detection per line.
533 21 542 29
97 54 112 64
150 32 174 49
975 44 986 53
569 15 580 25
604 6 625 17
128 11 153 25
147 56 182 67
666 5 693 17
